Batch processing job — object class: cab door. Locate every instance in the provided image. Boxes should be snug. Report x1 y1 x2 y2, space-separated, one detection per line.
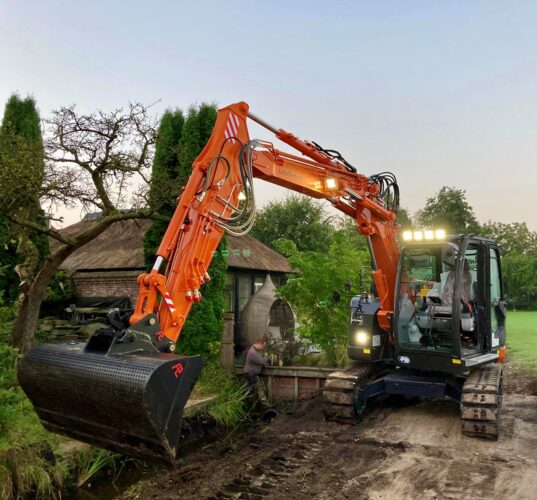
488 246 506 350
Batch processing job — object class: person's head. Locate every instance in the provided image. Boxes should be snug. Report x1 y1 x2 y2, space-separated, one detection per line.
253 334 270 350
442 242 459 269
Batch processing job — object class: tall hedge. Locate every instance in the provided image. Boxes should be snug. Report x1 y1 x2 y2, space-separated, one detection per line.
146 103 227 357
143 109 185 269
0 95 48 303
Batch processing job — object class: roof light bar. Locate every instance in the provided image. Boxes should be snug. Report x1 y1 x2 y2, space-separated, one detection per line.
402 229 447 242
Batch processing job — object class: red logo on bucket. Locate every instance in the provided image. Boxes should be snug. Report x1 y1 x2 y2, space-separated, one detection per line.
172 363 184 379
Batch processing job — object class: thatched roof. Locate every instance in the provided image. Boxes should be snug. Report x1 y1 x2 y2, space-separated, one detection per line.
55 218 290 273
225 234 291 273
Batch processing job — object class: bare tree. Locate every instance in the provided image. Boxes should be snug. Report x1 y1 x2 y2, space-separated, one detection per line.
1 103 160 352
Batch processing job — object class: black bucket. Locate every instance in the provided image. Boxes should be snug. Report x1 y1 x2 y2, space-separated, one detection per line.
18 342 203 462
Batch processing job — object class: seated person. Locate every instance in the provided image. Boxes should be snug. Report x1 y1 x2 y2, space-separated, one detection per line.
417 244 476 345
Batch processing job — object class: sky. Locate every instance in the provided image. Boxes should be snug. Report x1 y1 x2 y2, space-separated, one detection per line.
1 0 536 229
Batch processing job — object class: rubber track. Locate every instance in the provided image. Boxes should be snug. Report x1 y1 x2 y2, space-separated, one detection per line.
321 365 372 423
461 363 503 439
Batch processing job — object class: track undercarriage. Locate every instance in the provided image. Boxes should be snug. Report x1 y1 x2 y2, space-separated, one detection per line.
322 362 504 439
322 365 374 423
461 363 503 439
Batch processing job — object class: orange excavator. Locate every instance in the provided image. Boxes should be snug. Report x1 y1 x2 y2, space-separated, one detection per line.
18 102 506 462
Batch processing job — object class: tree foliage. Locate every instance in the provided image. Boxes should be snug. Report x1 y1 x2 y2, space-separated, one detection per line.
253 195 334 253
276 233 370 366
332 216 368 251
481 221 537 308
416 186 480 234
481 221 537 256
178 104 217 185
0 94 49 303
396 207 413 229
143 109 185 268
502 253 537 308
143 103 226 358
177 103 226 358
0 101 158 352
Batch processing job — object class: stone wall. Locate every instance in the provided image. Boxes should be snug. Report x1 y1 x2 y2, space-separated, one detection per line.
71 270 141 305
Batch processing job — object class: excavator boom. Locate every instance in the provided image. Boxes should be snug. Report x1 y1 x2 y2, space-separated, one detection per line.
19 102 401 461
133 102 400 344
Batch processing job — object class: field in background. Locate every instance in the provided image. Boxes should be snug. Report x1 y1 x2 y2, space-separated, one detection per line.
506 310 537 372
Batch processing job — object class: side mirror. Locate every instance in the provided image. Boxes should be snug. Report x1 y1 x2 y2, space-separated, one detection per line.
332 290 342 303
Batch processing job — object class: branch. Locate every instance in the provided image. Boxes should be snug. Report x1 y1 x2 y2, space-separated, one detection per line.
7 213 74 245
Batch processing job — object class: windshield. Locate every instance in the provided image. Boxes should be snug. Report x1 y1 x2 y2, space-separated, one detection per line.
397 244 456 352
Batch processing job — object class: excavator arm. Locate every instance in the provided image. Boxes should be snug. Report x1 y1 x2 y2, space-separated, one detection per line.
18 101 401 462
132 101 400 345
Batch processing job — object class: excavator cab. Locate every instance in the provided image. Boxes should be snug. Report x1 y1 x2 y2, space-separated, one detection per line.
394 234 506 373
18 313 203 462
342 233 506 438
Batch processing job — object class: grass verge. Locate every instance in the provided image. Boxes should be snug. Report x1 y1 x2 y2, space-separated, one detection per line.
506 310 537 373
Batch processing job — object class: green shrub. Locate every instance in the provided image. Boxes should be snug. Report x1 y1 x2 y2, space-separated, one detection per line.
40 270 75 317
276 232 370 366
0 307 64 498
197 345 248 427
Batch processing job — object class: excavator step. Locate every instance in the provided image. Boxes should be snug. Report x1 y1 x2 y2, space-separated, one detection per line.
460 363 502 440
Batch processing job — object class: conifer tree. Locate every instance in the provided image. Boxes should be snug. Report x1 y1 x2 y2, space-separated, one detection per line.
145 103 227 357
178 103 226 357
143 109 185 268
0 95 48 303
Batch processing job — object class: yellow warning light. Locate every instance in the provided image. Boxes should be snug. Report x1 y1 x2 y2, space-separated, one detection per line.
325 178 338 190
402 231 413 241
402 228 448 242
312 181 322 190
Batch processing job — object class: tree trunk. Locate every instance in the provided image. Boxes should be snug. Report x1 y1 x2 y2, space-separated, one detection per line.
9 252 67 353
7 213 148 352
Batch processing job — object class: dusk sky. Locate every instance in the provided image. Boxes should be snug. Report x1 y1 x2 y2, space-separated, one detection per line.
1 1 536 229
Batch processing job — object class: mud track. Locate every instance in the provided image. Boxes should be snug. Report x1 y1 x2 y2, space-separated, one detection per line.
120 366 537 500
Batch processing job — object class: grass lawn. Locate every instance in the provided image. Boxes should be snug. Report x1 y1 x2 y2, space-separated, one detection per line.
506 310 537 372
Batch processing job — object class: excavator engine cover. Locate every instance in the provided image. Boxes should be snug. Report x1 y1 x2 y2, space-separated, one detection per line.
18 340 202 462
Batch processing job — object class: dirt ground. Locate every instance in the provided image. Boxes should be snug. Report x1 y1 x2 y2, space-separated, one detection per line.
119 365 537 500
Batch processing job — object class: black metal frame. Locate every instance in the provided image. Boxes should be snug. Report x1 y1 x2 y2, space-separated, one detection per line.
352 368 462 418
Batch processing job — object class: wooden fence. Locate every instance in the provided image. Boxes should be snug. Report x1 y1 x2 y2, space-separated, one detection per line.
235 365 336 401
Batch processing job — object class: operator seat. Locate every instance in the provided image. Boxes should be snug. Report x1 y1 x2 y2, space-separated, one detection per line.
440 259 473 307
419 244 475 342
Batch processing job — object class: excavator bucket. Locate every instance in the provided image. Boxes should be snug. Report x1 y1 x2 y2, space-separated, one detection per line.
18 340 203 462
